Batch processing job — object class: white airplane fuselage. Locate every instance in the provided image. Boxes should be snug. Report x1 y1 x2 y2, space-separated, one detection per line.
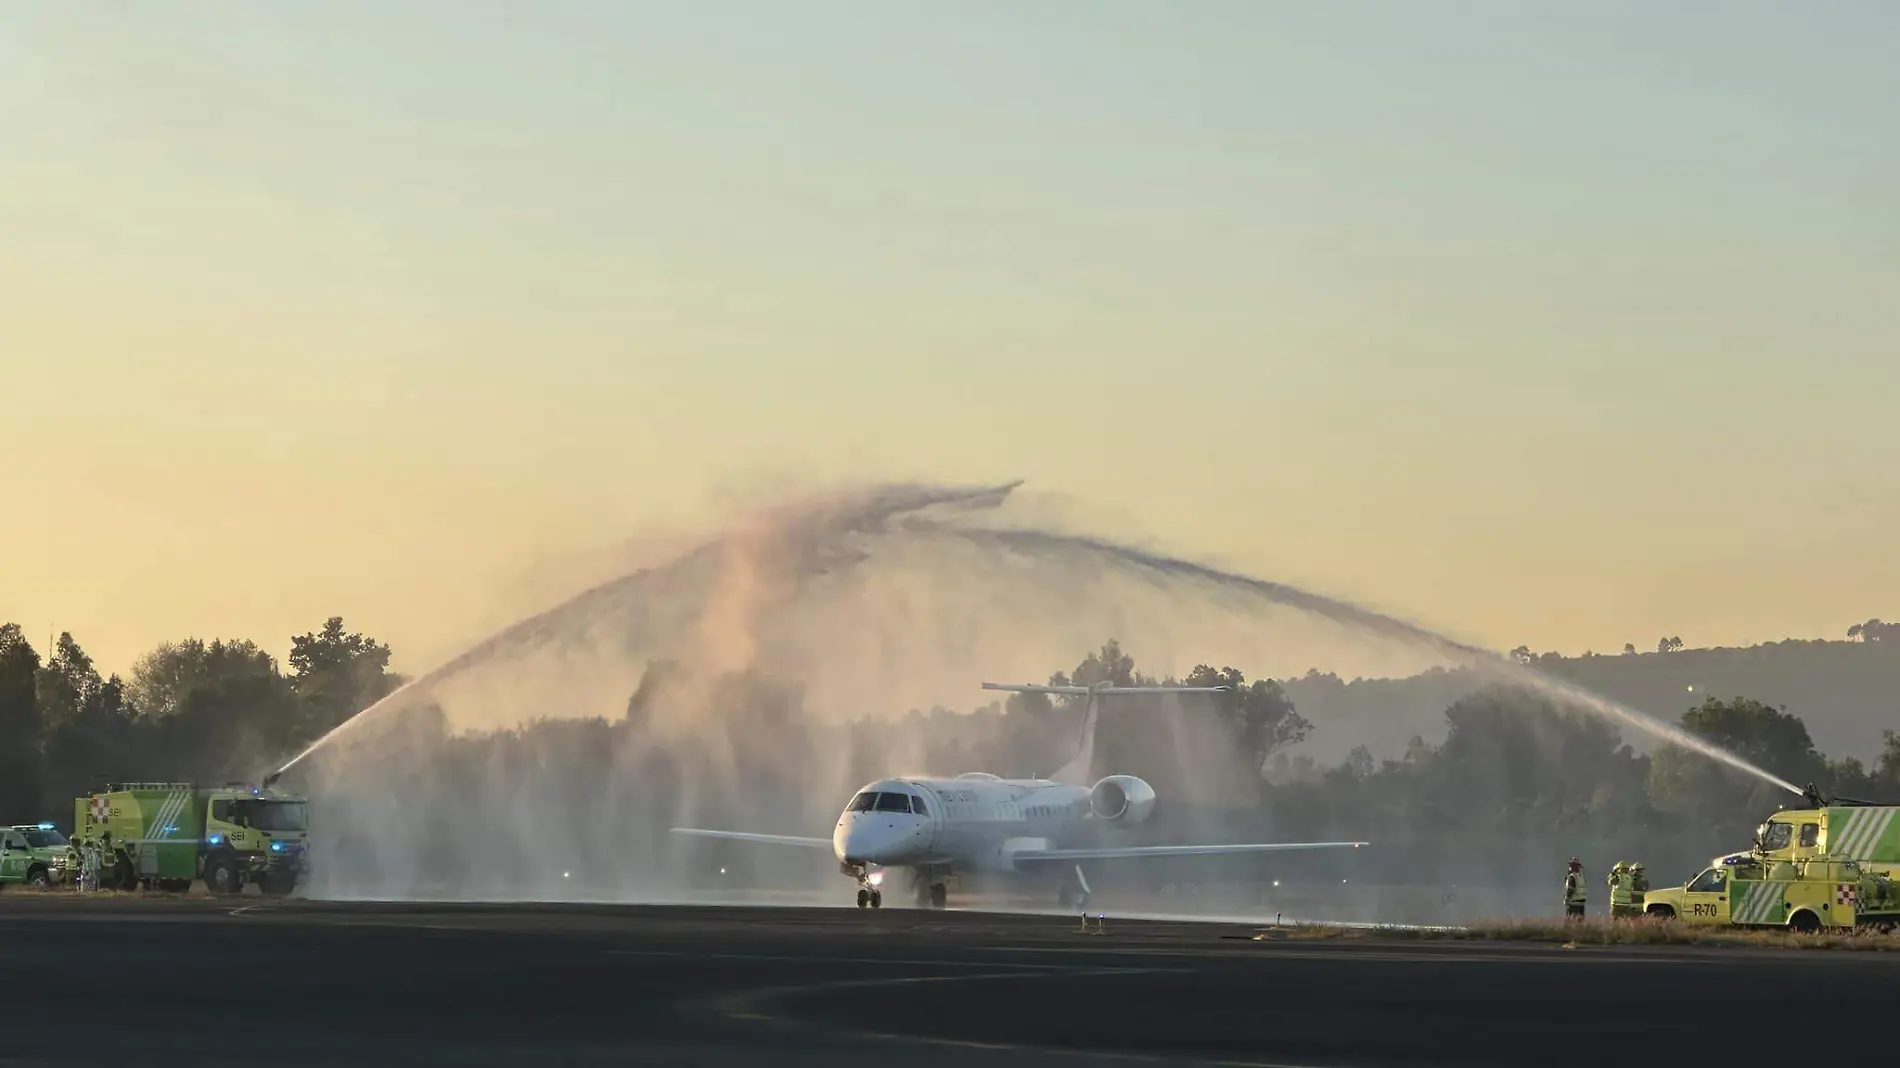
832 774 1096 874
671 681 1366 909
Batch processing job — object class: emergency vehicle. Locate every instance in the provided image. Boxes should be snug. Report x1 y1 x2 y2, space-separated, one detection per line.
74 783 310 895
1751 791 1900 879
1641 852 1900 932
0 824 73 888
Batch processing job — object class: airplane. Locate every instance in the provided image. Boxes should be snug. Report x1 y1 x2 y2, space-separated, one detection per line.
670 680 1368 910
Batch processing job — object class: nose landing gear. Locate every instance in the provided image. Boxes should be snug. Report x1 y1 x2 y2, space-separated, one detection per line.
847 863 884 908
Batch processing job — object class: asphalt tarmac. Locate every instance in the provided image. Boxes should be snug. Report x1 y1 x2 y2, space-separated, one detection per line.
1 897 1892 1067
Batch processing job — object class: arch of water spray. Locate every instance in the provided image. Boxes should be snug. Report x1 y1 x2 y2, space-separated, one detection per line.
280 480 1797 796
279 481 1799 903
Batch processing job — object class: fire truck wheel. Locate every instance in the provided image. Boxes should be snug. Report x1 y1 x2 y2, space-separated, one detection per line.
258 873 298 897
25 866 49 889
205 854 242 896
1788 910 1822 934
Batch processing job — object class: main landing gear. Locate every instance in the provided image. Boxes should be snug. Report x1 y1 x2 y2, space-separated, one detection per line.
856 885 883 909
910 866 950 910
1056 864 1093 911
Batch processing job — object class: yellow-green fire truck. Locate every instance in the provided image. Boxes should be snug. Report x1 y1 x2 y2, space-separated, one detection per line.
1751 790 1900 879
74 783 309 895
1642 852 1900 933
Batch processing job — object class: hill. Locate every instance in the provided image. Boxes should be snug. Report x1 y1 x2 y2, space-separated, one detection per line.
1282 638 1900 766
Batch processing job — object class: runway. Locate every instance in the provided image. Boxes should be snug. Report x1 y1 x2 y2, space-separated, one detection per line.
2 898 1891 1066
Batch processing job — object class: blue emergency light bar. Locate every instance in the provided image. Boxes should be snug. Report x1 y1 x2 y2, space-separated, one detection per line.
37 823 53 830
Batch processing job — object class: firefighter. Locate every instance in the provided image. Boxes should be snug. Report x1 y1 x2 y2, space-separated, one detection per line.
1628 862 1649 912
78 837 101 893
1564 857 1586 921
1608 861 1636 920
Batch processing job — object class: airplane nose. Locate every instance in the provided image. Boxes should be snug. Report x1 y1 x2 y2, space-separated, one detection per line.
834 814 911 865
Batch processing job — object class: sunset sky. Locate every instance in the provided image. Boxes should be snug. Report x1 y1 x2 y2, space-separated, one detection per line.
4 2 1896 679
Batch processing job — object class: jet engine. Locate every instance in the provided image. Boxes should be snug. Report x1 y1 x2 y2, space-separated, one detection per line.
1089 775 1156 826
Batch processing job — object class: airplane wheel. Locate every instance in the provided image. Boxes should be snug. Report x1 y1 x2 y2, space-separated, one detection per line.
870 890 883 909
857 888 870 909
929 883 947 909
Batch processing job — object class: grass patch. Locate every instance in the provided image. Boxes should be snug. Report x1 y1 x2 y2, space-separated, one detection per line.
1257 917 1900 951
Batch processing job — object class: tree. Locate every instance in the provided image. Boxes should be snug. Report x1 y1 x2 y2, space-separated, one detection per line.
1623 643 1637 656
1848 619 1889 643
1055 639 1140 690
1658 636 1684 653
128 637 302 781
1876 730 1900 790
36 632 103 740
0 625 45 816
288 617 399 742
39 669 138 812
1648 696 1825 838
1509 645 1533 665
131 638 284 719
1180 664 1312 773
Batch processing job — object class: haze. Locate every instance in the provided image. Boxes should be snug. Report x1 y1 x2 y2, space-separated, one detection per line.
4 2 1896 677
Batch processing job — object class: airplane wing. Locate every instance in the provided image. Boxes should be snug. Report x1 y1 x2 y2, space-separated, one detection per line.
1014 840 1367 862
669 828 833 850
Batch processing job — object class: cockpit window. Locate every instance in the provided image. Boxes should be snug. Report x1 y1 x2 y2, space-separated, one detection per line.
873 792 913 813
847 792 877 812
908 796 927 816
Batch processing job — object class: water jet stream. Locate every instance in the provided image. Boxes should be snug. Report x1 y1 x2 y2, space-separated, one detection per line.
273 480 1801 800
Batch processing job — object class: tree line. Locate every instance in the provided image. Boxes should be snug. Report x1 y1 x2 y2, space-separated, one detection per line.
4 617 1896 893
0 619 399 820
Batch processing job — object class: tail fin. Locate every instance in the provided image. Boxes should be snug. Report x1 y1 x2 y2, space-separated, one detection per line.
979 682 1229 787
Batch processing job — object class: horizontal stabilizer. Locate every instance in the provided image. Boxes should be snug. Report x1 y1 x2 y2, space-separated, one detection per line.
669 828 833 850
1014 840 1367 862
981 683 1229 696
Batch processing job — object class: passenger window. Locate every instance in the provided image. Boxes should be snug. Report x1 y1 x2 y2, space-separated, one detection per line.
1687 869 1727 894
874 793 911 813
1799 824 1820 848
